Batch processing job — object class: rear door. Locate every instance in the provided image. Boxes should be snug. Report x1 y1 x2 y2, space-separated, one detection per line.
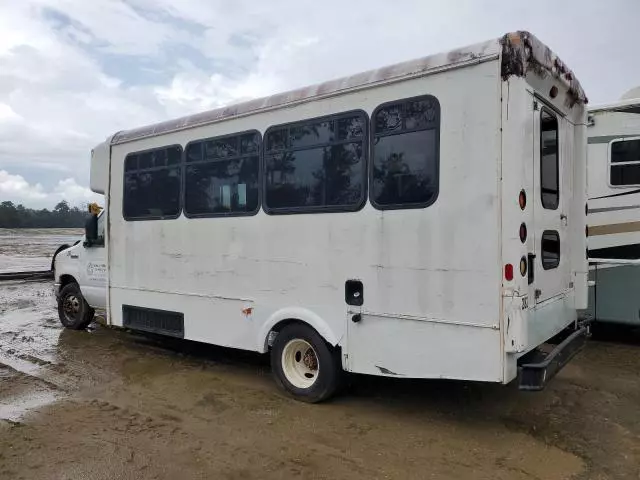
532 100 572 303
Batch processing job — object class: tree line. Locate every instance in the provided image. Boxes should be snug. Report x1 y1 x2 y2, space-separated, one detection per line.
0 201 88 228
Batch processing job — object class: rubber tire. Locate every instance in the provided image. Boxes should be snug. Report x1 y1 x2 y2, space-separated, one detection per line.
271 323 341 403
57 283 94 330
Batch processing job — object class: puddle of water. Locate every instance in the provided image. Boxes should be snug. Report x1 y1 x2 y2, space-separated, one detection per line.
0 389 59 422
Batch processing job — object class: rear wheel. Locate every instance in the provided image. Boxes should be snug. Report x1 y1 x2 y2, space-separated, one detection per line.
57 283 94 330
271 323 341 403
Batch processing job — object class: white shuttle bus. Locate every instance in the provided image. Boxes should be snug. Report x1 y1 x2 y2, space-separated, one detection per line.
586 93 640 326
54 31 589 402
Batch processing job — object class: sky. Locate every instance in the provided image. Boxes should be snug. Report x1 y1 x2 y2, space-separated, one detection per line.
1 0 639 209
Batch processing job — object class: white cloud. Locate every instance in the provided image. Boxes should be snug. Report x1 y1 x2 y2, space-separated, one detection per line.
0 170 47 202
1 0 640 209
0 170 100 208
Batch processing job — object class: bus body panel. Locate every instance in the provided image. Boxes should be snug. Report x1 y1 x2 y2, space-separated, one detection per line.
63 32 588 387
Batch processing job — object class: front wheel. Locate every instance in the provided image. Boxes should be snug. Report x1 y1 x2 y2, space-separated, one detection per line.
57 283 94 330
270 323 341 403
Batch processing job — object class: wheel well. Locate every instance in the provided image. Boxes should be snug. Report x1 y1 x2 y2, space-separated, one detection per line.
59 274 77 288
266 319 338 352
50 244 70 271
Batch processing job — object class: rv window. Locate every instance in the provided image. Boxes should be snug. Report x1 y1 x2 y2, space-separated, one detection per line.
264 111 367 213
540 109 559 210
610 139 640 186
123 146 182 220
541 230 560 270
371 96 440 209
185 132 260 217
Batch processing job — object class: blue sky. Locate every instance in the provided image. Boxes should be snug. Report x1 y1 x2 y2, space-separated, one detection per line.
1 0 639 208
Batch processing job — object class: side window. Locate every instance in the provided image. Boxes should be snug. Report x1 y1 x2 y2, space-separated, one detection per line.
541 230 560 270
610 138 640 186
96 212 105 246
540 109 559 210
185 132 260 217
371 95 440 209
264 111 367 213
123 146 182 220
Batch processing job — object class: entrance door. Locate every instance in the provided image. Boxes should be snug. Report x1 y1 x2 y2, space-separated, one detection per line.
532 100 571 303
77 211 107 309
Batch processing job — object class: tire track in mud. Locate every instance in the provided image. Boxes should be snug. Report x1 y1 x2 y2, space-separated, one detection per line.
0 280 103 407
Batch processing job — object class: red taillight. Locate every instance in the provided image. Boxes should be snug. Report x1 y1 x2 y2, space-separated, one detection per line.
505 264 514 281
519 223 527 243
519 190 526 210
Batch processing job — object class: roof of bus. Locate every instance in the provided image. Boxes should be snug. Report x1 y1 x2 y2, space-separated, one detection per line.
111 31 587 145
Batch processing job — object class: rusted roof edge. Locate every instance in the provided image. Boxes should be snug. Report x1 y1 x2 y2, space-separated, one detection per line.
112 31 587 146
111 39 500 145
500 31 588 107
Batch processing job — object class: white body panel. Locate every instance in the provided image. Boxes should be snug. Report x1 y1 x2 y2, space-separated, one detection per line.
56 33 588 384
587 99 640 324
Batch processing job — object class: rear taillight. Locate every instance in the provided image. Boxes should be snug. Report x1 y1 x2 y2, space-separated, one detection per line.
505 264 514 281
519 190 527 210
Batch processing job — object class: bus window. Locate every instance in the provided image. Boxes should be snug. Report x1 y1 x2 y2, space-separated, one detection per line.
371 96 440 209
264 111 367 213
184 132 260 217
123 146 182 220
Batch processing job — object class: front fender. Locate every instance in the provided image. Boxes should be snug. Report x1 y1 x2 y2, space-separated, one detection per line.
257 306 341 353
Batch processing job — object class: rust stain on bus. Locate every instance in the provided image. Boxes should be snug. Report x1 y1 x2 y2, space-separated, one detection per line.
500 31 588 107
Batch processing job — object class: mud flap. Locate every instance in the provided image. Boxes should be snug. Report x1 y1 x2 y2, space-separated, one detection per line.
518 324 589 391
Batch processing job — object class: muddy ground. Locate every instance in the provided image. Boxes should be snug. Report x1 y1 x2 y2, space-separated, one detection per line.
0 228 82 273
0 232 639 479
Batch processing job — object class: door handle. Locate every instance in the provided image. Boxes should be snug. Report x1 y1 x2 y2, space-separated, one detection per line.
70 254 79 259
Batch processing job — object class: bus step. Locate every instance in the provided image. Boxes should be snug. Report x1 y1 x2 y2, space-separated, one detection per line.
518 325 589 391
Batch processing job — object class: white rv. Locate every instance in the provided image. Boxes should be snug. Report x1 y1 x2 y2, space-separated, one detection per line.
587 94 640 326
54 31 589 402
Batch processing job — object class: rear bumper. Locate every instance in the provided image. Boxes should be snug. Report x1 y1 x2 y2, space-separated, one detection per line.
518 323 589 391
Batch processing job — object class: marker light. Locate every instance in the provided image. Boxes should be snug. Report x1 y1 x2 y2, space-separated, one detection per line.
520 257 528 277
519 223 527 243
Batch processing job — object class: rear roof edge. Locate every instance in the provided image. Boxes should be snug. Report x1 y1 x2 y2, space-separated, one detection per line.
500 31 588 107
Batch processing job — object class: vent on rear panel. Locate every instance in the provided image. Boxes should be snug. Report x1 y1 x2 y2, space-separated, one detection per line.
122 305 184 338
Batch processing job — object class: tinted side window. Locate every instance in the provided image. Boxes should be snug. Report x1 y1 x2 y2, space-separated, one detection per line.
264 112 367 213
610 139 640 186
541 230 560 270
371 96 440 209
185 132 260 217
96 212 105 246
540 109 559 210
123 146 182 220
